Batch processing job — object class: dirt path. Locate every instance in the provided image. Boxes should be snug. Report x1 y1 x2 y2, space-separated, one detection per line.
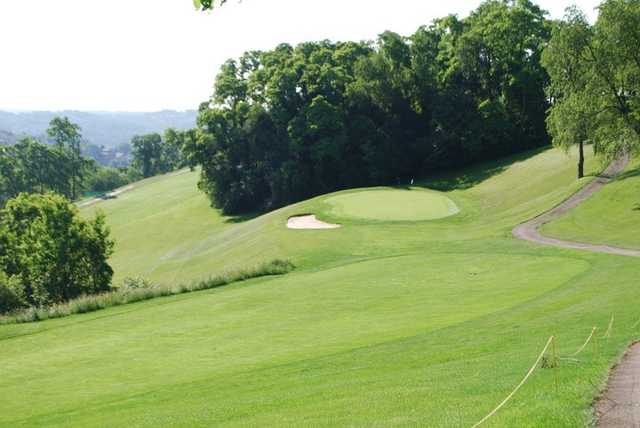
596 342 640 427
512 153 640 257
513 155 640 426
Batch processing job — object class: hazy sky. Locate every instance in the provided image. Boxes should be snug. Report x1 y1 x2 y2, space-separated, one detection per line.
0 0 600 112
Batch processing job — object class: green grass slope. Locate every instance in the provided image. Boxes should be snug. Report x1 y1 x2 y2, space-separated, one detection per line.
540 158 640 249
4 147 639 427
81 170 238 285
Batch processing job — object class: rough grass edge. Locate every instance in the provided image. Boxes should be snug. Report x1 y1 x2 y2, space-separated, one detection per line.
0 259 294 325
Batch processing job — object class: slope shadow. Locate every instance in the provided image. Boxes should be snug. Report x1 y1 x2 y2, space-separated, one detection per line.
616 166 640 181
225 212 260 224
421 146 549 191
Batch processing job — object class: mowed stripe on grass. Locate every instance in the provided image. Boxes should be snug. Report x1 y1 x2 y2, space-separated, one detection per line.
4 147 639 426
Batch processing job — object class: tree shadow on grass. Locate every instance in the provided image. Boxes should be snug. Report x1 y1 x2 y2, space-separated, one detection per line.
225 212 261 224
615 166 640 182
419 146 550 191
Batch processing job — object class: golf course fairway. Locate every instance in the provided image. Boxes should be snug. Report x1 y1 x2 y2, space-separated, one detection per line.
2 146 640 427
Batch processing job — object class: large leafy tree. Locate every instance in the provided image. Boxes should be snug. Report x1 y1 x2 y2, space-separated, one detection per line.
0 138 74 205
131 133 163 178
0 193 114 310
543 0 640 176
47 117 86 199
162 128 190 171
542 6 595 178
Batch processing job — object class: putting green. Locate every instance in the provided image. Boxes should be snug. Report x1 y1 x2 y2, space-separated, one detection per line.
325 188 459 221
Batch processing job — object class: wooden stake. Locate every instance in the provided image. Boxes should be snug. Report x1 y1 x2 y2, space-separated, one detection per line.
552 336 559 393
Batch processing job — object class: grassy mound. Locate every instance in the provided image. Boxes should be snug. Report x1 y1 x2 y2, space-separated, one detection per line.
540 159 640 249
324 188 459 221
7 147 638 426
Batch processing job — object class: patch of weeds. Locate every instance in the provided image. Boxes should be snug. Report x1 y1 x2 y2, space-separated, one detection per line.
0 259 294 325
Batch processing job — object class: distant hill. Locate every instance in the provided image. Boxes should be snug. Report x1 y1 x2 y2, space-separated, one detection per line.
0 129 16 145
0 110 197 148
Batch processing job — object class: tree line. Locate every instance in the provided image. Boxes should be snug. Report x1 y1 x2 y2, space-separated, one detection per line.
0 117 192 207
185 0 552 214
188 0 639 214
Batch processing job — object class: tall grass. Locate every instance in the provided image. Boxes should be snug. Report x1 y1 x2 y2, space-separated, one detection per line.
0 259 294 325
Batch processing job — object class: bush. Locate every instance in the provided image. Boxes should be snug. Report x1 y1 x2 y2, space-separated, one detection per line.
85 167 130 193
0 193 114 309
122 277 153 291
0 271 26 314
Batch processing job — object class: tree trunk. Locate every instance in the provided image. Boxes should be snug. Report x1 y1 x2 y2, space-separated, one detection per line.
578 140 585 179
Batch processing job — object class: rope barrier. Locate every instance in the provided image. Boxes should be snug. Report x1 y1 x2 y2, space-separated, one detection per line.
564 327 597 358
471 336 554 428
603 315 614 339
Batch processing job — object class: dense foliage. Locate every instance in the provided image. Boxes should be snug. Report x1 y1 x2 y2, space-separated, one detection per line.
0 193 114 313
187 0 552 214
0 137 82 205
131 129 191 178
84 166 132 193
194 0 226 10
543 0 640 176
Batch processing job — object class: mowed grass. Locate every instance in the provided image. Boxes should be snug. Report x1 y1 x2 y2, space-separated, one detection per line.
325 188 459 221
4 146 639 427
81 170 237 285
541 158 640 249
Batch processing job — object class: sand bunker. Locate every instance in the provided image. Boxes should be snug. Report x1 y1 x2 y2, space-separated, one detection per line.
287 215 341 230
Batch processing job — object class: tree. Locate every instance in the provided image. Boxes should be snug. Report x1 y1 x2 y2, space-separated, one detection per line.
131 133 163 178
543 0 640 175
0 138 74 204
84 166 129 193
542 6 594 178
193 0 227 10
0 193 114 310
47 117 85 199
162 128 189 172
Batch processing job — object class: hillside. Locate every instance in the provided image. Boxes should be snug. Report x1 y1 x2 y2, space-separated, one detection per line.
82 146 598 286
0 110 196 148
0 130 16 145
540 159 640 250
2 147 640 427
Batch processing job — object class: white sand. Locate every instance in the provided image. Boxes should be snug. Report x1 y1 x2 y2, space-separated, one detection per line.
287 215 341 230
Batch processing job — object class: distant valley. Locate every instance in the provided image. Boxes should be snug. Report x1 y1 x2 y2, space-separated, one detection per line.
0 110 197 148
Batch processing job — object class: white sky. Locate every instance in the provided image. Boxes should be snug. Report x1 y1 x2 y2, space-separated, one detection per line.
0 0 600 112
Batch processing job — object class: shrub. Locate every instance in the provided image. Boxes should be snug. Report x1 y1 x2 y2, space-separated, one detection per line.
0 193 114 309
122 277 153 291
0 271 26 314
85 167 130 193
